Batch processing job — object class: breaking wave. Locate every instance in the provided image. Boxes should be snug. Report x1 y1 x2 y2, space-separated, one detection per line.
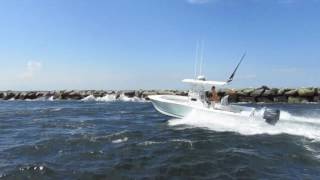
168 109 320 140
81 94 147 102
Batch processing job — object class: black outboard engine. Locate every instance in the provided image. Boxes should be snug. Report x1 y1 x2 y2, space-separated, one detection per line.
263 108 280 125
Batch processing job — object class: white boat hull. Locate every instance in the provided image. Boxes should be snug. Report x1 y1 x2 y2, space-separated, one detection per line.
149 95 255 120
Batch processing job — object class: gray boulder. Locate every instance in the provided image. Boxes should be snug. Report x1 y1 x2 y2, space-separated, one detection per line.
116 91 121 99
25 92 38 99
256 97 273 103
123 90 135 98
288 96 309 103
93 90 106 97
237 88 254 96
14 92 22 99
297 88 315 97
4 92 15 100
217 89 227 97
262 88 278 97
250 88 265 97
285 89 298 96
314 96 320 102
238 96 256 103
142 91 157 97
68 91 83 100
175 91 188 96
157 90 175 95
60 91 72 99
135 91 143 98
277 88 290 96
273 96 288 103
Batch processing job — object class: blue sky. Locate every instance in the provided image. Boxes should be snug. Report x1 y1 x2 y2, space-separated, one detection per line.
0 0 319 90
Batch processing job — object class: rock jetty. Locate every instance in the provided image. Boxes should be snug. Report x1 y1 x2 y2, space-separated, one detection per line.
0 86 319 103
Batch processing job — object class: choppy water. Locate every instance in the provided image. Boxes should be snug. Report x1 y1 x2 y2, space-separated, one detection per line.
1 100 320 179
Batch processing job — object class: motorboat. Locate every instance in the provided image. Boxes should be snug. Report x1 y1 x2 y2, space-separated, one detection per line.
149 53 280 125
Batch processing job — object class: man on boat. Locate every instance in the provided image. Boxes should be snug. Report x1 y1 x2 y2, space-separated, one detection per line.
211 86 220 103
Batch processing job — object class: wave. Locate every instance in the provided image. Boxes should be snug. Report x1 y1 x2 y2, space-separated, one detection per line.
112 137 128 144
81 94 147 102
23 96 55 101
168 109 320 140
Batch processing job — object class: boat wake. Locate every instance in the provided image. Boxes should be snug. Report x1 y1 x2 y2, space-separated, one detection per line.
168 109 320 140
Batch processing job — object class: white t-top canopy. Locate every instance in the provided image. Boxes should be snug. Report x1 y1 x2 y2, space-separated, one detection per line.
182 79 227 86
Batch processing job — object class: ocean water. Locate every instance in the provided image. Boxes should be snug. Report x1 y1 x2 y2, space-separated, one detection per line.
0 99 320 179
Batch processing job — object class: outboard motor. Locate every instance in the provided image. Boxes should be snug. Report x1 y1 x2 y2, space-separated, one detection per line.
263 108 280 125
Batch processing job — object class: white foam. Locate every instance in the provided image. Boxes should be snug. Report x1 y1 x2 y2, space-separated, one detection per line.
81 94 116 102
112 137 128 144
168 109 320 140
48 96 54 101
81 95 97 101
118 94 146 102
138 141 165 146
81 94 147 102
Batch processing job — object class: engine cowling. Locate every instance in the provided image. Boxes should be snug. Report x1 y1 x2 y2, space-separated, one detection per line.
263 109 280 125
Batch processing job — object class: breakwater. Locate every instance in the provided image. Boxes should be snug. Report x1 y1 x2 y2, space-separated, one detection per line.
0 86 319 103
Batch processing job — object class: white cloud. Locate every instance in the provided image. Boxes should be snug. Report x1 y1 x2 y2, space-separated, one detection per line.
20 61 42 80
187 0 212 4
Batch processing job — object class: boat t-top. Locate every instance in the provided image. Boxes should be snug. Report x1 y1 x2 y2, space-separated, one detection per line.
149 53 280 125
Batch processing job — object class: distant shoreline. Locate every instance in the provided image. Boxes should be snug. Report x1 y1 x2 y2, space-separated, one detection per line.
0 86 319 103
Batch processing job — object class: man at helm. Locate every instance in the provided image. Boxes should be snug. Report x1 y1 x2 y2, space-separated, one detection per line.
211 86 219 103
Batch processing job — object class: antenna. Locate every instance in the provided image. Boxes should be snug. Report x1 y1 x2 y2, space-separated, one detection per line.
194 41 199 78
227 52 246 83
199 40 204 76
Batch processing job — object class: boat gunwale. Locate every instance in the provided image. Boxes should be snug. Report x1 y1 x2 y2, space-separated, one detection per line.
148 95 251 117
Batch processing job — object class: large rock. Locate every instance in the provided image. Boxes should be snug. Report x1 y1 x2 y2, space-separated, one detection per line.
14 92 22 99
262 88 278 97
68 91 83 100
0 92 4 99
273 96 288 103
288 96 309 103
175 91 188 96
123 90 135 98
142 91 157 97
314 96 320 102
256 97 273 103
285 89 298 96
225 89 238 103
237 88 254 96
297 88 315 97
60 90 82 99
250 88 265 97
93 90 106 97
238 96 256 103
277 88 290 96
157 90 175 95
226 89 237 96
3 92 15 100
53 91 62 99
217 89 227 97
134 91 143 98
24 92 38 99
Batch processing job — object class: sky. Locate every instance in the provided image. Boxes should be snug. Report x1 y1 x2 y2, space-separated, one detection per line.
0 0 319 90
